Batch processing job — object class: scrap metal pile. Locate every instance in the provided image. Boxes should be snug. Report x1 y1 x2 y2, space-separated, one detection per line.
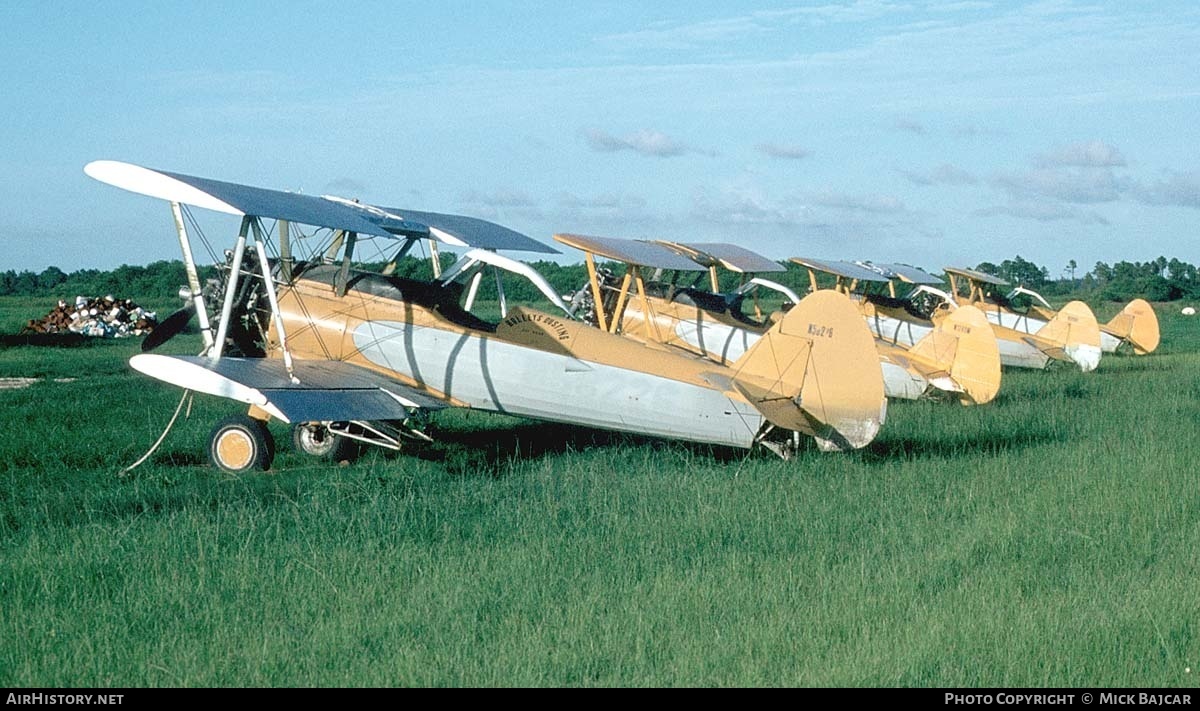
20 296 158 338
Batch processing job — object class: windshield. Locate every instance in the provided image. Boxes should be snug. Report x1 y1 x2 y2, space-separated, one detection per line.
439 248 574 324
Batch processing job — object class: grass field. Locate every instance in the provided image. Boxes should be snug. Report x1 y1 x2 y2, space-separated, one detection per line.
1 295 1198 687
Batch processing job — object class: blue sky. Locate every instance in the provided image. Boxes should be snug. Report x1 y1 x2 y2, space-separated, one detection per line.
2 1 1197 276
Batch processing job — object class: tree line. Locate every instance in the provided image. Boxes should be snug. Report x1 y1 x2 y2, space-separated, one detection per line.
2 254 1197 304
972 255 1199 302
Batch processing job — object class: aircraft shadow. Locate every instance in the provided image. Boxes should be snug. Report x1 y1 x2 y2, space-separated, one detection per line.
393 420 749 474
859 426 1066 463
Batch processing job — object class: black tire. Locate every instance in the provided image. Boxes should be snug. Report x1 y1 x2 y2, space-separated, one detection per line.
291 422 362 464
208 414 275 474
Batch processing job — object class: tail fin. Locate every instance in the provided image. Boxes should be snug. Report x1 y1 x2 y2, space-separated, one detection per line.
1101 298 1160 354
730 290 885 451
907 305 1002 405
1033 300 1102 372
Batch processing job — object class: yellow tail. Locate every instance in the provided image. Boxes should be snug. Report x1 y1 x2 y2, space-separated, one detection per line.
1034 300 1102 372
908 305 1002 405
1101 298 1160 354
730 290 886 451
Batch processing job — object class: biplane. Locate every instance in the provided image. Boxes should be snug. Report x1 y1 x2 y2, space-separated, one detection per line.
785 257 1002 405
85 160 888 471
792 257 1100 372
554 234 801 360
554 236 1000 405
941 267 1103 371
940 268 1159 356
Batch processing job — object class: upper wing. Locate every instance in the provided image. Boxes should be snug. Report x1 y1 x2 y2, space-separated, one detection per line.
553 233 707 271
84 160 422 238
661 242 787 274
130 354 447 424
85 160 559 253
789 257 891 284
380 207 560 254
943 266 1009 286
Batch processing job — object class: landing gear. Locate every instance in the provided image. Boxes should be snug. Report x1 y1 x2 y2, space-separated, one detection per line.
292 422 362 464
755 425 802 460
208 414 275 473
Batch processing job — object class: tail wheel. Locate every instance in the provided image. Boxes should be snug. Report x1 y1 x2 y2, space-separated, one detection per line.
292 422 362 464
208 415 275 474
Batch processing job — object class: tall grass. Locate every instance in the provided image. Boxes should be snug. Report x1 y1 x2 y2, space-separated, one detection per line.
1 302 1197 686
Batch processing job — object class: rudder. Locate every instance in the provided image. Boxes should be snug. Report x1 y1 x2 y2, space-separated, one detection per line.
1034 300 1102 372
1102 298 1160 354
731 290 885 450
908 305 1002 405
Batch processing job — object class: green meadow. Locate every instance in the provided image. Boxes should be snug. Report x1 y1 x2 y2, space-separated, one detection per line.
1 295 1198 687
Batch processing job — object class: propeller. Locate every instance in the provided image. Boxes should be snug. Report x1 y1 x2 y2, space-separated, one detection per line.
141 306 195 352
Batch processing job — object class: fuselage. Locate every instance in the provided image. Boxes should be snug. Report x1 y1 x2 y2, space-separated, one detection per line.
956 297 1102 371
616 288 988 402
271 271 770 449
862 297 1059 370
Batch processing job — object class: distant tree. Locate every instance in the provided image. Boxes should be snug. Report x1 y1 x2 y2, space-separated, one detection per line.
12 270 38 294
997 255 1045 287
975 261 1000 277
38 266 67 290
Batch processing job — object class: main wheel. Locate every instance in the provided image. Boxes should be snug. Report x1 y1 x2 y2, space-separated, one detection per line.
208 415 275 474
292 422 361 464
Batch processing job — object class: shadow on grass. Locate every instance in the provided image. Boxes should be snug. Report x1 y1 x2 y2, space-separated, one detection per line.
860 425 1067 463
0 333 92 348
390 420 750 475
1091 356 1176 374
148 451 209 467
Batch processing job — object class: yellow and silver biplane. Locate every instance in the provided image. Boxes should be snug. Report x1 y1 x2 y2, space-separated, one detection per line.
85 161 888 471
942 267 1103 371
941 267 1159 356
554 235 999 405
791 257 1100 373
782 257 1002 405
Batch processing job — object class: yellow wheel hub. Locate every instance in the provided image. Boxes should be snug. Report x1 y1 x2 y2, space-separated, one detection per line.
216 429 254 470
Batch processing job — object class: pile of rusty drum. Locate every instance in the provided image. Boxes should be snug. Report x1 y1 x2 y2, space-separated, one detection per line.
20 296 158 338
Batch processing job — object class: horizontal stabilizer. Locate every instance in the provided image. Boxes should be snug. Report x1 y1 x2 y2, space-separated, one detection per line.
1100 298 1160 354
129 354 445 423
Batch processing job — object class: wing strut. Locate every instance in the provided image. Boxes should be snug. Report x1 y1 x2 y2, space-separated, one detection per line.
169 201 215 350
211 218 250 361
250 220 299 384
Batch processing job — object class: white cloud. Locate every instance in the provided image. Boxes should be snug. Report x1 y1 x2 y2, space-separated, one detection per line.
595 3 914 51
582 128 712 158
811 190 907 214
756 142 811 160
322 177 368 196
991 165 1123 204
900 163 978 186
689 185 810 226
974 201 1109 224
894 118 927 135
556 192 647 211
458 188 538 209
1037 140 1126 168
1130 171 1200 208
